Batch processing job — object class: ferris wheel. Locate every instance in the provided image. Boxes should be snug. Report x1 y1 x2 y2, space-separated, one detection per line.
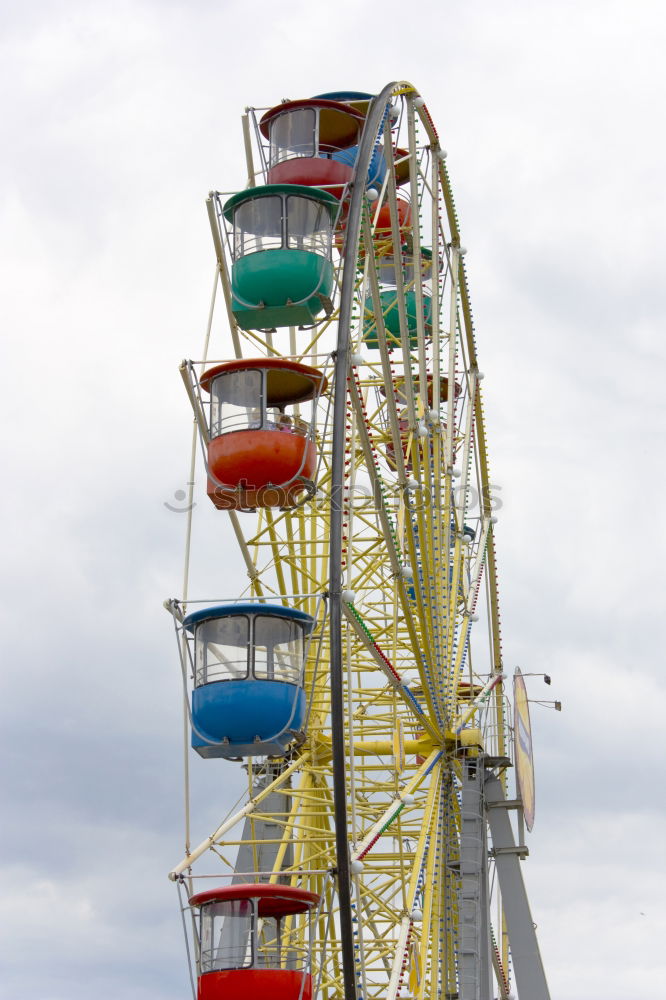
165 82 551 1000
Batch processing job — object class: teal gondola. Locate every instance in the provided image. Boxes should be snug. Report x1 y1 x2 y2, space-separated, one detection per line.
223 184 339 330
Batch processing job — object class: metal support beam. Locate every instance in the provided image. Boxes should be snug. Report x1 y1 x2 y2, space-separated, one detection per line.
485 771 551 999
458 757 493 1000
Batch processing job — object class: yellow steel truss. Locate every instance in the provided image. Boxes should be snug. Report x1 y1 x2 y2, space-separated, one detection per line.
172 82 511 1000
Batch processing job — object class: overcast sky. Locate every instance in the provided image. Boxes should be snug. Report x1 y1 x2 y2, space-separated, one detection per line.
2 1 665 998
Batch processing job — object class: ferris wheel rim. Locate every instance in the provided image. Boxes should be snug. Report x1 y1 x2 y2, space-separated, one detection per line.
327 79 400 1000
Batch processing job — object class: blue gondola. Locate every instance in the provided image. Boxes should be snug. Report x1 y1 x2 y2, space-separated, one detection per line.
312 91 409 190
182 603 314 759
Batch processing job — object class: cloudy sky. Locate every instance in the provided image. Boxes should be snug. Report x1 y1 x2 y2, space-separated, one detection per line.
2 1 665 997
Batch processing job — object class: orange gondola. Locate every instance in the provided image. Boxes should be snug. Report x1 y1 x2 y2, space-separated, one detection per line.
199 358 327 510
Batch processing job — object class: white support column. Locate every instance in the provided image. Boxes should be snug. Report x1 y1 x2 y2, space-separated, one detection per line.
222 767 292 962
231 765 292 883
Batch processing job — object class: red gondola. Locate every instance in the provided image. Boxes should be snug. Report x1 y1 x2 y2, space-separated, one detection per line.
189 884 320 1000
260 98 364 194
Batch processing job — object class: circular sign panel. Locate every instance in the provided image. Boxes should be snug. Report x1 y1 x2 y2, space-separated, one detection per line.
513 668 536 831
